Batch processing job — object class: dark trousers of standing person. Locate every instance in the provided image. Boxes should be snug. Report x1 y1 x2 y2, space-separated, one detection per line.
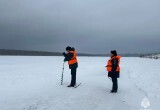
111 75 118 91
71 68 76 86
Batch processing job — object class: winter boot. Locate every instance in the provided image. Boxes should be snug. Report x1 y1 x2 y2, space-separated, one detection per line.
67 85 74 87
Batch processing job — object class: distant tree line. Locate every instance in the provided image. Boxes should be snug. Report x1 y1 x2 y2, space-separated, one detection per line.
0 49 157 57
140 53 160 59
0 49 62 56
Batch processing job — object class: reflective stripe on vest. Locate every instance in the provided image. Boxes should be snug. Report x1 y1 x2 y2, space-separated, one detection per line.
106 56 121 72
68 51 78 65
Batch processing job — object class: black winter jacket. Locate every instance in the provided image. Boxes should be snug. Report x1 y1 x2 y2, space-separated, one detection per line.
108 58 119 78
63 48 78 69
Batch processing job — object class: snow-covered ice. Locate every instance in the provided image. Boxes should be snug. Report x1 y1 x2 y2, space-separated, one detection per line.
0 56 160 110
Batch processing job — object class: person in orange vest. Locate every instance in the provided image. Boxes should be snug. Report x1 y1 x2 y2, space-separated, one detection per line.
63 46 78 87
106 50 121 93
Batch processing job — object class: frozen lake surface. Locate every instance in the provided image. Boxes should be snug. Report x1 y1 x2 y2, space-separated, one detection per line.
0 56 159 110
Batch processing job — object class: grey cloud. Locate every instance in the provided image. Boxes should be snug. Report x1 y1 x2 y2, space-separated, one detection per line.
0 0 160 53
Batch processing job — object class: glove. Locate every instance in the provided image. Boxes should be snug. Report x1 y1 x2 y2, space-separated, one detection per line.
63 52 66 56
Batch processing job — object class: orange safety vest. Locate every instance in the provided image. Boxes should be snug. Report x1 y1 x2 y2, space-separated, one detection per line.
68 51 78 65
106 56 121 72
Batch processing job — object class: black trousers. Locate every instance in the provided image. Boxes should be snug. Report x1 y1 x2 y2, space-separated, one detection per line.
111 75 118 91
71 68 77 86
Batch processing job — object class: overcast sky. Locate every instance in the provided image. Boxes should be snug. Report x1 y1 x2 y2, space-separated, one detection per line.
0 0 160 54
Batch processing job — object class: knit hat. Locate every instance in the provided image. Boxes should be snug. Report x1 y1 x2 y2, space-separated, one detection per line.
66 46 71 51
111 50 117 56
